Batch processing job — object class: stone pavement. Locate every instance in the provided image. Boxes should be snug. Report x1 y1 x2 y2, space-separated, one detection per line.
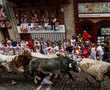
0 72 110 90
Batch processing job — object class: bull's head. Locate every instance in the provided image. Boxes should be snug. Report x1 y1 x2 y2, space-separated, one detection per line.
68 59 81 73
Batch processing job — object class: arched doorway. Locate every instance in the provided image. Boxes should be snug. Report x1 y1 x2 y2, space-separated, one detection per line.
80 20 94 42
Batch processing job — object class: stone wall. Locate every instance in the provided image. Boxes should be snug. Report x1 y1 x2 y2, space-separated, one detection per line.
0 31 4 41
8 29 16 41
0 0 3 4
64 0 75 39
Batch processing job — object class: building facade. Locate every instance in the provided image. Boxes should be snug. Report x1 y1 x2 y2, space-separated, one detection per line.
74 0 110 60
0 0 75 41
74 0 110 42
2 0 110 42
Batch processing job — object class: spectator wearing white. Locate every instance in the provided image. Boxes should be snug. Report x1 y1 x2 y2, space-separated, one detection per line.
24 46 31 53
70 36 76 47
15 44 22 55
63 40 68 51
58 45 64 54
34 40 40 51
9 47 14 55
53 44 59 54
97 44 104 61
44 17 49 30
3 44 9 55
44 44 52 55
7 43 14 55
20 40 27 48
90 44 97 60
7 39 12 45
34 39 40 53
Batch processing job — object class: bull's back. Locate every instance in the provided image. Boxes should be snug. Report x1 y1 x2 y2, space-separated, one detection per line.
30 57 63 72
30 56 71 73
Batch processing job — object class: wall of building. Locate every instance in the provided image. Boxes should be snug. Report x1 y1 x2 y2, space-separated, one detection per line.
0 31 4 41
64 0 75 39
0 0 3 4
8 29 16 41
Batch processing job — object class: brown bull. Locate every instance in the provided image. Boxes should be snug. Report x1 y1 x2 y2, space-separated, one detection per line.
8 51 32 72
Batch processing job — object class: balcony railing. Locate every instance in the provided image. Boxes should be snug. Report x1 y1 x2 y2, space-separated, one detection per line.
17 24 65 33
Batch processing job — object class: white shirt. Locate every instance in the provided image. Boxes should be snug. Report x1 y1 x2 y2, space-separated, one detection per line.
44 23 48 27
54 46 59 51
70 39 76 46
53 18 56 23
25 47 31 53
91 47 96 56
7 40 12 44
0 49 4 55
97 46 104 56
21 42 27 48
0 43 3 48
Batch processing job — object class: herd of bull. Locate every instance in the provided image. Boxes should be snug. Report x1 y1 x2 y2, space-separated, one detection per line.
0 51 110 87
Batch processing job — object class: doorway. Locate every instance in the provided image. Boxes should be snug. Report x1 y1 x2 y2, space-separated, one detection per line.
1 28 10 40
20 33 32 41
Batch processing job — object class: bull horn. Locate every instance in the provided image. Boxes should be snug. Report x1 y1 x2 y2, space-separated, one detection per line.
77 58 83 62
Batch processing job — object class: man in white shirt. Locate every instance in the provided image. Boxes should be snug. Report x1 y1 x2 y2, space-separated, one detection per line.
21 40 27 48
90 44 97 60
70 36 76 47
97 45 104 61
53 44 59 54
45 45 52 55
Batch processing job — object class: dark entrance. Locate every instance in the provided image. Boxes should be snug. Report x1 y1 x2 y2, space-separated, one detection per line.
1 28 10 40
20 33 32 41
80 21 93 35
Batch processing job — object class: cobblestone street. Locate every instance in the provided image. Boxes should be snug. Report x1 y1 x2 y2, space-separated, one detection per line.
0 70 110 90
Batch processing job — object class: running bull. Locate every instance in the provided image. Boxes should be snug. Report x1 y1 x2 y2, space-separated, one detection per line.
28 56 81 84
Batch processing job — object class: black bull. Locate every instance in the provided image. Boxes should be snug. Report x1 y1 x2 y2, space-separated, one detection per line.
27 56 80 82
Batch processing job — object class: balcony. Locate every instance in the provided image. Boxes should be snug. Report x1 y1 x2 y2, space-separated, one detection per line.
17 23 66 41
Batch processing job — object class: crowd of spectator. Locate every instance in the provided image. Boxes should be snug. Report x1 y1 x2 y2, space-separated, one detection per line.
0 30 104 61
0 4 11 28
15 9 62 31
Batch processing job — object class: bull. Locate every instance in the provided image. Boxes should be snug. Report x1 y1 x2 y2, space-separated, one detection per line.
28 56 81 85
0 52 80 85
